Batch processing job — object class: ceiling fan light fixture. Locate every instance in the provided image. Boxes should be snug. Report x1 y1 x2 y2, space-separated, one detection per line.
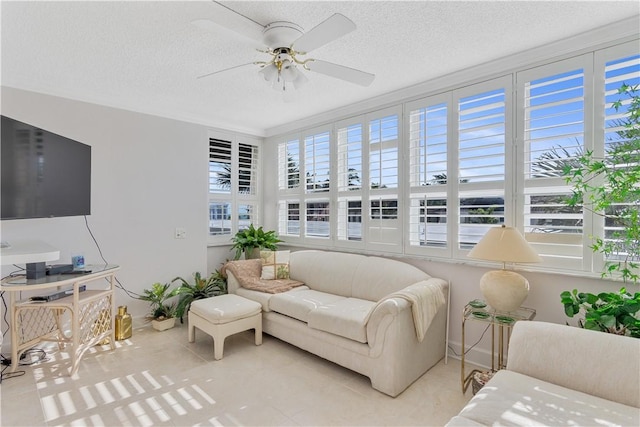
281 61 298 82
293 70 309 89
259 63 278 82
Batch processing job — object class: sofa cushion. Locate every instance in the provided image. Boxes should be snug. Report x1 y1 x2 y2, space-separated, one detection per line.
452 370 639 427
260 250 291 280
269 290 346 323
289 250 365 297
307 298 375 343
236 285 310 312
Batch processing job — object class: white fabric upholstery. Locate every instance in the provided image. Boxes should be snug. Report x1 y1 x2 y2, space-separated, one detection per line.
288 250 364 297
268 289 345 323
351 256 430 301
447 321 640 426
190 294 261 324
227 249 449 397
507 321 640 408
307 297 375 343
454 370 639 426
365 279 446 342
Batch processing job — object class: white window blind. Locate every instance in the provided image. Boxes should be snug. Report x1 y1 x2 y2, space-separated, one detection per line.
369 114 398 189
368 110 400 250
209 138 232 194
208 134 260 242
278 138 300 191
458 89 506 183
238 143 258 195
337 121 364 244
305 199 330 238
456 83 508 251
408 95 450 253
278 200 300 237
602 53 640 264
517 57 588 269
305 131 331 193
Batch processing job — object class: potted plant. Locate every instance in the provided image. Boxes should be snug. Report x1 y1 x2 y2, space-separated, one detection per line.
137 282 180 331
230 223 282 260
172 270 228 323
560 83 640 337
561 288 640 337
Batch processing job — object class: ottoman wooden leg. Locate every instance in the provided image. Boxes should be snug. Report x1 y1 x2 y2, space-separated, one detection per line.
254 315 262 346
188 313 196 343
213 331 225 361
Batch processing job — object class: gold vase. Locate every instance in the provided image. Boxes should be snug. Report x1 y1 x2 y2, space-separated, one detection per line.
115 305 132 340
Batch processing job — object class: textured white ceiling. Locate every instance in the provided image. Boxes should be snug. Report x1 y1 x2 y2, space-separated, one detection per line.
2 1 639 136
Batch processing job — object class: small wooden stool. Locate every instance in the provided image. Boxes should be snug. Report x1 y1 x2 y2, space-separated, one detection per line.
188 294 262 360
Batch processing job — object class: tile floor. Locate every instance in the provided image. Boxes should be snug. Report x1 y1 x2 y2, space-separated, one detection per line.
1 319 473 426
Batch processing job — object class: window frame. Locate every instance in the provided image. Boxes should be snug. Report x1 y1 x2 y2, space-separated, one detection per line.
271 38 639 279
207 131 262 246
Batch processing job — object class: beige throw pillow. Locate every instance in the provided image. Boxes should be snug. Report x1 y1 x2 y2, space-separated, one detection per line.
260 250 291 280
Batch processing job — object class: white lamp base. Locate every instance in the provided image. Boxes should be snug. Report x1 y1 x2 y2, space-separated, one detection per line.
479 270 529 312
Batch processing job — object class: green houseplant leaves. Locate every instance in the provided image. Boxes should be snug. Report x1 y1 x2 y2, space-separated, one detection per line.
230 223 283 260
172 271 227 322
136 282 180 320
560 84 640 338
561 288 640 337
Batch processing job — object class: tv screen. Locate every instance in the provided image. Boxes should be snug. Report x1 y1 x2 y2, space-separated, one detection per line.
1 115 91 220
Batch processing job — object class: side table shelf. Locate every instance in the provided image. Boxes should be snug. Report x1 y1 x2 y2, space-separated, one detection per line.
1 265 120 376
461 300 535 393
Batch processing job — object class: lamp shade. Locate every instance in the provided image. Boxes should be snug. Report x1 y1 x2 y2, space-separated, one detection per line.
467 225 542 264
467 225 542 312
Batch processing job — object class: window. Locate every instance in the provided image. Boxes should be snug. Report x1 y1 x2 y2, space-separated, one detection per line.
337 121 364 244
272 39 639 278
516 56 589 270
208 133 260 244
455 79 510 254
408 94 450 255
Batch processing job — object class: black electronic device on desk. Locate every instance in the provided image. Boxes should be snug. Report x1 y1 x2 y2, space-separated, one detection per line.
30 285 87 302
46 264 93 275
46 264 74 275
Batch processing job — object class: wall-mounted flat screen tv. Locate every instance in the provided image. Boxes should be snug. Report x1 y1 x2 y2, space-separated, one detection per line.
1 115 91 220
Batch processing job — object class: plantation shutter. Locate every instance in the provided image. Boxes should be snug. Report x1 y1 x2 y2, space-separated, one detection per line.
303 129 332 242
601 52 640 266
407 94 450 255
208 135 260 240
209 138 232 194
336 121 364 244
278 138 300 191
456 82 508 251
305 131 331 193
368 109 401 249
516 55 589 270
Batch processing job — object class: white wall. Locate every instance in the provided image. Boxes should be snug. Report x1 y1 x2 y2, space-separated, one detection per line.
1 87 211 322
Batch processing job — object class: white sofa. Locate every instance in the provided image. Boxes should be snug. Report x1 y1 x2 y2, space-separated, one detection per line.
447 321 640 426
225 249 449 397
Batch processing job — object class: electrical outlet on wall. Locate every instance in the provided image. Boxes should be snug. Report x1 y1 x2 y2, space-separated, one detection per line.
175 228 186 239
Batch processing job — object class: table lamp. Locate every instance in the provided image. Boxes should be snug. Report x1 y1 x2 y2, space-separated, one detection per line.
467 225 542 312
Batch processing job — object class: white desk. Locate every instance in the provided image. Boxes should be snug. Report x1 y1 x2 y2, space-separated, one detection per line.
1 264 120 375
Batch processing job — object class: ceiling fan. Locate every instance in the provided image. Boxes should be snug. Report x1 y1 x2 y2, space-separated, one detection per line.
193 2 375 91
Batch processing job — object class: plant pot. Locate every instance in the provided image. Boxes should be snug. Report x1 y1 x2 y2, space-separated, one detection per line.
244 247 261 259
151 317 176 331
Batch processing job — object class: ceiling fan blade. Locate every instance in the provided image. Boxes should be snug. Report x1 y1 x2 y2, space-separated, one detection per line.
307 60 375 86
293 13 356 53
192 2 264 43
197 62 255 80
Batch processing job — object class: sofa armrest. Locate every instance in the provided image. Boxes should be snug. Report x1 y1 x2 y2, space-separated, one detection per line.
366 298 411 349
507 321 640 408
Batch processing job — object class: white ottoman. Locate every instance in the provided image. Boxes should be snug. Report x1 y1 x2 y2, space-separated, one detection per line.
188 294 262 360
